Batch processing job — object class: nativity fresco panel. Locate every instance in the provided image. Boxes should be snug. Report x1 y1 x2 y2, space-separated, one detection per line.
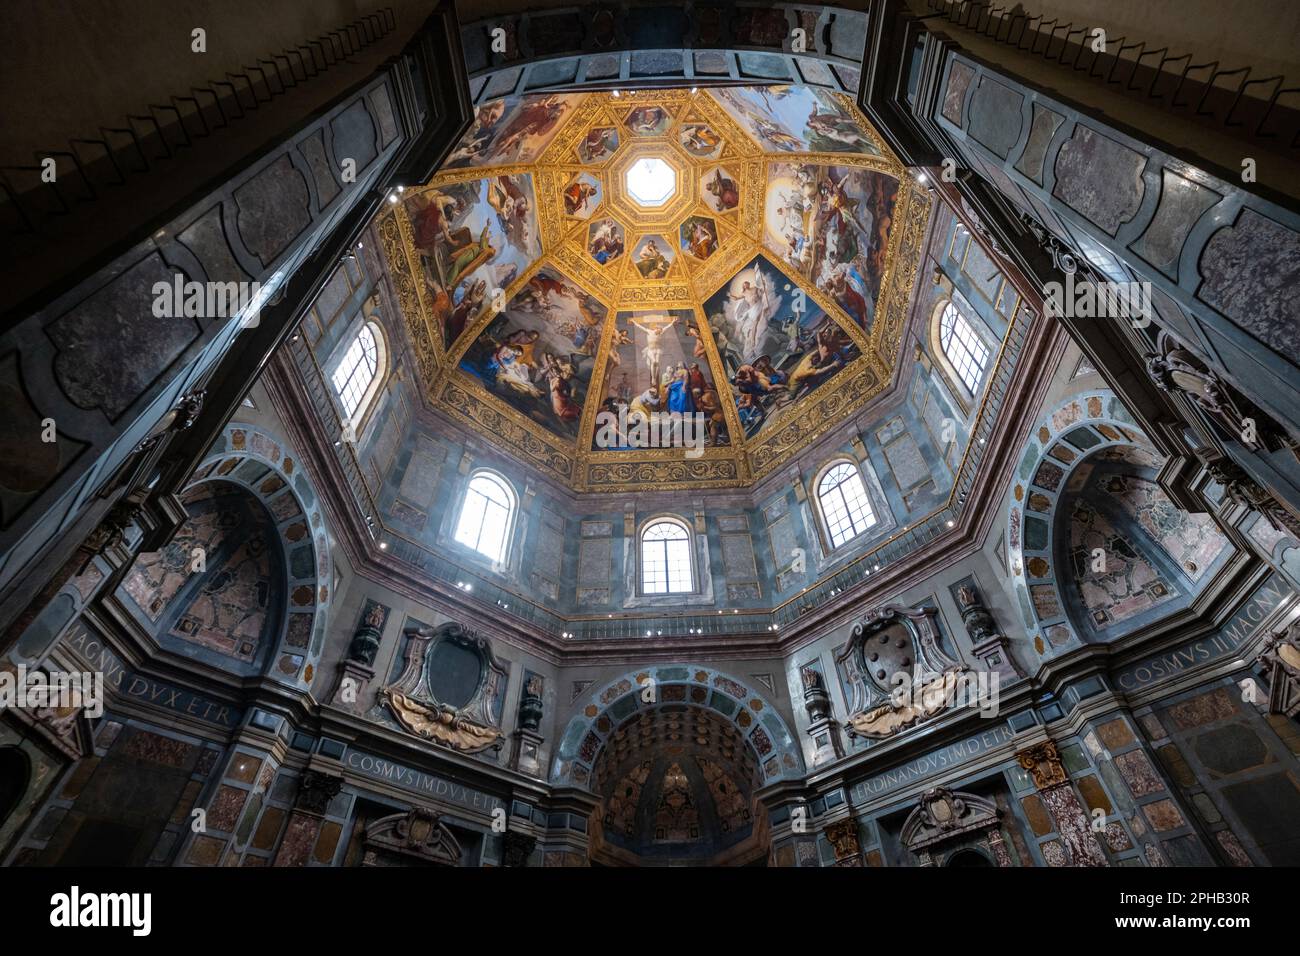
764 163 899 332
457 268 608 441
703 255 861 439
591 309 731 450
709 86 881 155
443 94 584 168
405 174 542 350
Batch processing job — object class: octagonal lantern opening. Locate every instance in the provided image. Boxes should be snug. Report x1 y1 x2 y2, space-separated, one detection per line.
625 156 676 207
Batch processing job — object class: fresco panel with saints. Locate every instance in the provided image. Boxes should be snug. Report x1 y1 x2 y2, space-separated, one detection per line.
405 173 542 350
458 268 608 441
764 163 898 332
590 309 731 450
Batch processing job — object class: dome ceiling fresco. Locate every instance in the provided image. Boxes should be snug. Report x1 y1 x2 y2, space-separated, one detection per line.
380 86 931 492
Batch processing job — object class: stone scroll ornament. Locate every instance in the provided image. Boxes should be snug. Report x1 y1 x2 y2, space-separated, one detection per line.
1146 330 1299 458
834 604 967 739
380 621 507 754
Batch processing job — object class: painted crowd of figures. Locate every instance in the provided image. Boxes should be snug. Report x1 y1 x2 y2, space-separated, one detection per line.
459 269 608 440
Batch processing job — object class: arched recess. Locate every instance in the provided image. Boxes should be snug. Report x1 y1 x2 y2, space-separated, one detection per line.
121 480 286 671
1005 391 1230 656
130 425 331 687
551 666 804 790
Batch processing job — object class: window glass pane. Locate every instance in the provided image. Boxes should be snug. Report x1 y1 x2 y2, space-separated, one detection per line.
331 324 380 418
641 521 691 593
940 302 990 394
454 473 514 562
818 463 876 548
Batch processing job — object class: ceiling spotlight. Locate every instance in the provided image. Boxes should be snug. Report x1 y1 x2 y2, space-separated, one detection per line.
611 90 621 97
917 171 929 184
357 242 364 249
388 193 398 203
396 185 404 192
645 630 651 637
946 519 955 528
657 630 662 636
378 540 388 550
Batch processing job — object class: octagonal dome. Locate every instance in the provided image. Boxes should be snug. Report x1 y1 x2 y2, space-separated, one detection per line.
384 86 929 493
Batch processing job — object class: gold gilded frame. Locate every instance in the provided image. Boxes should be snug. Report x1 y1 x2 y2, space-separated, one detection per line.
381 88 932 493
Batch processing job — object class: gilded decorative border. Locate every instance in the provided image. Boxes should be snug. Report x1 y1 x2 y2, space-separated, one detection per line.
384 87 930 494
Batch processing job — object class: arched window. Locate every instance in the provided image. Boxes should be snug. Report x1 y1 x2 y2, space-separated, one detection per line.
640 519 693 594
332 323 380 418
939 301 990 394
817 461 876 549
454 471 516 563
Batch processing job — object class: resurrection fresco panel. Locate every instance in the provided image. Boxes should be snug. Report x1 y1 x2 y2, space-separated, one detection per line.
703 254 861 439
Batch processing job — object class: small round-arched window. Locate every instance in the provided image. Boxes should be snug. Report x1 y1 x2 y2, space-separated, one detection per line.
939 301 990 395
331 323 380 418
640 519 693 594
454 471 517 564
817 461 876 549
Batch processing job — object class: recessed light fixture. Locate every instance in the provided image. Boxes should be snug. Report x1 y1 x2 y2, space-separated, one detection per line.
378 541 388 550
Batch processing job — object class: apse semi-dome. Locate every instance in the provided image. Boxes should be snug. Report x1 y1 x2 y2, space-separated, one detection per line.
382 86 930 492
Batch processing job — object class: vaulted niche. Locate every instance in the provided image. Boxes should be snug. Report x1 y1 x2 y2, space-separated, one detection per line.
589 705 767 866
120 481 286 672
1053 445 1230 638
